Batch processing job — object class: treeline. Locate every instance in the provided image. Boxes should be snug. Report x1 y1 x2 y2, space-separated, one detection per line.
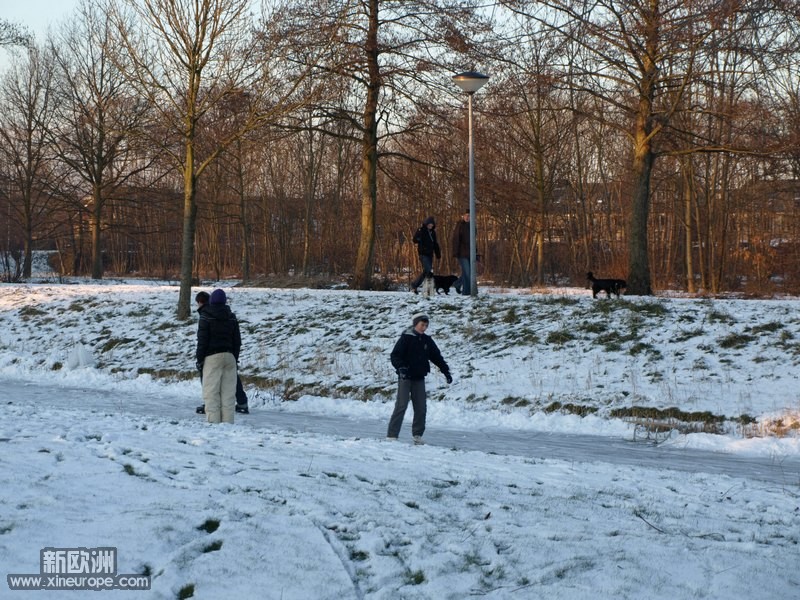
0 1 798 303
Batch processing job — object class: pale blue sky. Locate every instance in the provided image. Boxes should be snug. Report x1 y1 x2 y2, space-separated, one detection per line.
1 0 79 69
4 0 80 42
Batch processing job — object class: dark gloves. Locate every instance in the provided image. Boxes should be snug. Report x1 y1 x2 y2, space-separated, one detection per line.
445 372 453 384
397 367 409 380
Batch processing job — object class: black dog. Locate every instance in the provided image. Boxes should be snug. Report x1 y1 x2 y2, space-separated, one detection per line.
434 274 459 295
587 272 627 298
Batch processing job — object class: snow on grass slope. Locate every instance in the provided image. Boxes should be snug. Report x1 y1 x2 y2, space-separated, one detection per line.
1 281 799 599
0 281 799 450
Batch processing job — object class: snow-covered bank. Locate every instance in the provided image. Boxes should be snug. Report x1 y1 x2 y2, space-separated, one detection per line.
1 281 798 455
2 281 799 599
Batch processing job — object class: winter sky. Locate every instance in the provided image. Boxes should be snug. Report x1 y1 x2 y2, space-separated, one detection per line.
4 0 77 41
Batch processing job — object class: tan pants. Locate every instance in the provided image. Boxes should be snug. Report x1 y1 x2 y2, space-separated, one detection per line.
202 352 237 424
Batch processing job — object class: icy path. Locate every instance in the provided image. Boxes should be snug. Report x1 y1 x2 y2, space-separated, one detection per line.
7 378 798 486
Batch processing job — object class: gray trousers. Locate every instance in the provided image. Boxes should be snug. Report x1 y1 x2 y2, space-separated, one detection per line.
387 378 426 438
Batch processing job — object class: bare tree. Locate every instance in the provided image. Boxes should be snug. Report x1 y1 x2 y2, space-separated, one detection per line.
108 0 318 318
0 44 57 278
49 0 154 279
500 0 782 294
488 26 574 285
0 19 31 49
279 0 492 289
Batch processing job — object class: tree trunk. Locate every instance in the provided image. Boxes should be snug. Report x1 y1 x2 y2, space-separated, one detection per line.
91 186 104 280
22 184 33 278
354 140 377 288
302 129 317 276
241 204 251 282
23 223 32 279
353 0 380 290
177 143 198 320
533 153 546 286
682 161 695 293
627 118 654 295
626 25 658 296
302 197 312 276
237 148 251 283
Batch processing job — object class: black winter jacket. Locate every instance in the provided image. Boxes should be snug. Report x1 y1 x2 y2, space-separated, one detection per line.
413 224 441 259
390 328 450 381
196 304 242 363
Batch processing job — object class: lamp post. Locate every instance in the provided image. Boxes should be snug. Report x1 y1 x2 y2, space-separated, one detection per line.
452 70 489 296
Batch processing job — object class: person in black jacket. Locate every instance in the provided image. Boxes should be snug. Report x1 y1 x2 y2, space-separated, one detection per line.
196 289 242 423
386 313 452 444
451 208 472 295
194 291 249 415
410 216 441 294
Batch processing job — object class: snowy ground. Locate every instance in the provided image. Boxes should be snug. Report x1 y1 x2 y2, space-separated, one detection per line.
1 281 799 599
1 281 799 452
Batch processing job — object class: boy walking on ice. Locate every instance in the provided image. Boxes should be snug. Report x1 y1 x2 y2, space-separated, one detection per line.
386 313 452 444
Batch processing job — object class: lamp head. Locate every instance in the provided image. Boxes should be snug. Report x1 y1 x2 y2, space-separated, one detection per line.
452 71 490 94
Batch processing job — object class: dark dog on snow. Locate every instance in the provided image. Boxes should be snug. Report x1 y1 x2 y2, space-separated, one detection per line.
433 274 459 295
412 272 458 296
587 272 627 298
414 273 459 295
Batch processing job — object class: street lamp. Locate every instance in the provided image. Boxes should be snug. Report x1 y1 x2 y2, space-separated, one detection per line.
452 70 489 296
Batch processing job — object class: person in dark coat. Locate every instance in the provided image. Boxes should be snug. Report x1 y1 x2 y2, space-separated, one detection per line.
451 208 472 295
196 289 241 424
410 216 441 293
386 313 452 444
194 291 249 415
